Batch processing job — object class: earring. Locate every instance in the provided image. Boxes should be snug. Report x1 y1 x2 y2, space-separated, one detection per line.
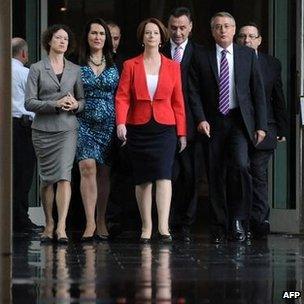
142 43 145 47
159 43 162 48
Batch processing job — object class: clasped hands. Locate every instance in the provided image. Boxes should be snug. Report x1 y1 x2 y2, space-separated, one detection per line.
117 124 187 152
56 92 79 111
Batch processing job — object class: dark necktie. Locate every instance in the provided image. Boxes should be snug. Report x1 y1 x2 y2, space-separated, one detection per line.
218 49 230 115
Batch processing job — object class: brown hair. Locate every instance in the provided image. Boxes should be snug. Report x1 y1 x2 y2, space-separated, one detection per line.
137 18 168 45
42 24 74 54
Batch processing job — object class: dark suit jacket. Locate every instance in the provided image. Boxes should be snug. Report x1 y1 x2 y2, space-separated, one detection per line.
188 43 267 142
254 52 288 150
162 40 200 141
115 54 186 136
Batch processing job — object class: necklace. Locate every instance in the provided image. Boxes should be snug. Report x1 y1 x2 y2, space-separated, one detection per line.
89 55 105 66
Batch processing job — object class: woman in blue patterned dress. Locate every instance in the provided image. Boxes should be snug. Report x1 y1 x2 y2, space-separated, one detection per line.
76 18 119 241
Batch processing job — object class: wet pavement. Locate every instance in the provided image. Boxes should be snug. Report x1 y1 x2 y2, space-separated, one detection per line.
7 232 304 303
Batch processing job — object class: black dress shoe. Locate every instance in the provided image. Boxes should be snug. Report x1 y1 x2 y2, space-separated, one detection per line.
230 219 246 242
180 227 191 243
211 233 226 244
139 237 151 244
158 233 172 243
95 234 109 242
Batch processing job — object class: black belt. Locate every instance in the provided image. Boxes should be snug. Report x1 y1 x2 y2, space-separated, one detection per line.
13 115 32 127
217 107 240 118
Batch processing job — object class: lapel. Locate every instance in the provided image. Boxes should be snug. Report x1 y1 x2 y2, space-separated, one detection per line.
43 57 71 88
161 42 172 59
208 45 219 86
233 43 240 89
133 54 167 100
181 40 193 69
43 57 60 87
60 58 72 86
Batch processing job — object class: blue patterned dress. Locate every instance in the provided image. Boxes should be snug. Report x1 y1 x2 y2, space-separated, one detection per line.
76 65 119 165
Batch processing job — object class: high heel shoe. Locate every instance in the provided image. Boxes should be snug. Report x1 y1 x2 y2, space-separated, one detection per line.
139 237 151 244
95 234 109 242
40 235 53 243
55 232 69 244
81 235 95 243
158 233 172 243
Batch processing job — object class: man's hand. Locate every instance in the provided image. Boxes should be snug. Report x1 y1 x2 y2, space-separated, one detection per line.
277 136 286 142
197 121 210 137
179 136 187 153
255 129 266 146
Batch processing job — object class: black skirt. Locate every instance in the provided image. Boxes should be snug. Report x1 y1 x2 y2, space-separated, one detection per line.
127 119 177 185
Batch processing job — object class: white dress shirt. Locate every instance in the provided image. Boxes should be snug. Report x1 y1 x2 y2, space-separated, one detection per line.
12 58 34 119
216 43 238 109
146 74 159 100
170 39 188 61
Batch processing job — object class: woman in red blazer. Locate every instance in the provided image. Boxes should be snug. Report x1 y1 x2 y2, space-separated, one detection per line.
115 18 186 243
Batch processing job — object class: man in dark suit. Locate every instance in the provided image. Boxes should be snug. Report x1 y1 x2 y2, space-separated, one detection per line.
162 7 200 242
237 23 288 238
189 12 267 243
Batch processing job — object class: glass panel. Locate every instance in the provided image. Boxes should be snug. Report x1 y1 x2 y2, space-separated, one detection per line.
272 0 297 209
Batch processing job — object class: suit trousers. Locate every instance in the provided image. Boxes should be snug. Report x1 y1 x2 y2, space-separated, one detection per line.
250 148 273 224
208 110 252 234
13 118 36 228
170 141 198 229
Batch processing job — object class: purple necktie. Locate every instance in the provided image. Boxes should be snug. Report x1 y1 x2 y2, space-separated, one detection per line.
173 46 182 63
218 49 230 115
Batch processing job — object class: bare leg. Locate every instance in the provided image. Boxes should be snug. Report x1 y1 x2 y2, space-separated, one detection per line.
41 184 55 238
135 182 153 239
55 180 71 238
96 165 110 236
79 159 98 238
155 179 172 235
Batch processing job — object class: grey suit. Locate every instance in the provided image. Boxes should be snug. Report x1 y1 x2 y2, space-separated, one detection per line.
25 57 85 131
25 57 85 186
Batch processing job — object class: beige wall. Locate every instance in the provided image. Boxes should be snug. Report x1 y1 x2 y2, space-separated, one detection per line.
0 0 12 302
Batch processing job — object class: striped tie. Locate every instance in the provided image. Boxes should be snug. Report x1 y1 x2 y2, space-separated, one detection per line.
173 46 182 63
218 49 230 115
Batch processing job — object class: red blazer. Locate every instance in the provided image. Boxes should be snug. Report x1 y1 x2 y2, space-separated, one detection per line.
115 54 186 136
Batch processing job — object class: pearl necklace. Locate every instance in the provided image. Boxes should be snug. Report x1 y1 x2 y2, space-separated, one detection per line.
89 55 105 66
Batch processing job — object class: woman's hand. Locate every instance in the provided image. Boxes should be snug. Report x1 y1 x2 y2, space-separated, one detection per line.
56 93 79 111
179 136 187 153
117 124 127 143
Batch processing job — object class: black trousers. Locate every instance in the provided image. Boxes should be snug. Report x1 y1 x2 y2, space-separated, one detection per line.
208 110 252 234
170 141 198 229
13 118 36 228
250 149 273 224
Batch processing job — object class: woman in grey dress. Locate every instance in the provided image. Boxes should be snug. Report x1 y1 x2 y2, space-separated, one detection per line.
25 24 85 243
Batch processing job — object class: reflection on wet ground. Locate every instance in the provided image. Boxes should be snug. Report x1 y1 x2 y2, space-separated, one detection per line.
9 233 304 303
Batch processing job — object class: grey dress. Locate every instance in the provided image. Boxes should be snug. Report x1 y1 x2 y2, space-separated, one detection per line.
25 57 85 186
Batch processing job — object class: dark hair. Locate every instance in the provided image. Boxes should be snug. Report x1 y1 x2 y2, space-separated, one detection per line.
79 18 114 67
169 6 192 22
238 22 261 37
106 20 121 30
137 18 168 45
42 24 74 54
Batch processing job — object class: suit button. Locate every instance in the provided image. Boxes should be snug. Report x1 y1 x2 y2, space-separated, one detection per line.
57 88 60 92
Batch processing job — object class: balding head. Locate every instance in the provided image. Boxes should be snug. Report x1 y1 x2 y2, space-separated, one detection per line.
12 37 28 64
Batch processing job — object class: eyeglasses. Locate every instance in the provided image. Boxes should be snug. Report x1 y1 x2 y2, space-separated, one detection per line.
213 24 235 31
54 35 69 41
237 34 260 40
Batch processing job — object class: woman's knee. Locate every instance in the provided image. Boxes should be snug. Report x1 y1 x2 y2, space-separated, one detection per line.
79 160 96 177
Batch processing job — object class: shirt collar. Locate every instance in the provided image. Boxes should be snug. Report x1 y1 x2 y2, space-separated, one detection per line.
170 38 188 50
216 43 234 55
12 58 24 66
